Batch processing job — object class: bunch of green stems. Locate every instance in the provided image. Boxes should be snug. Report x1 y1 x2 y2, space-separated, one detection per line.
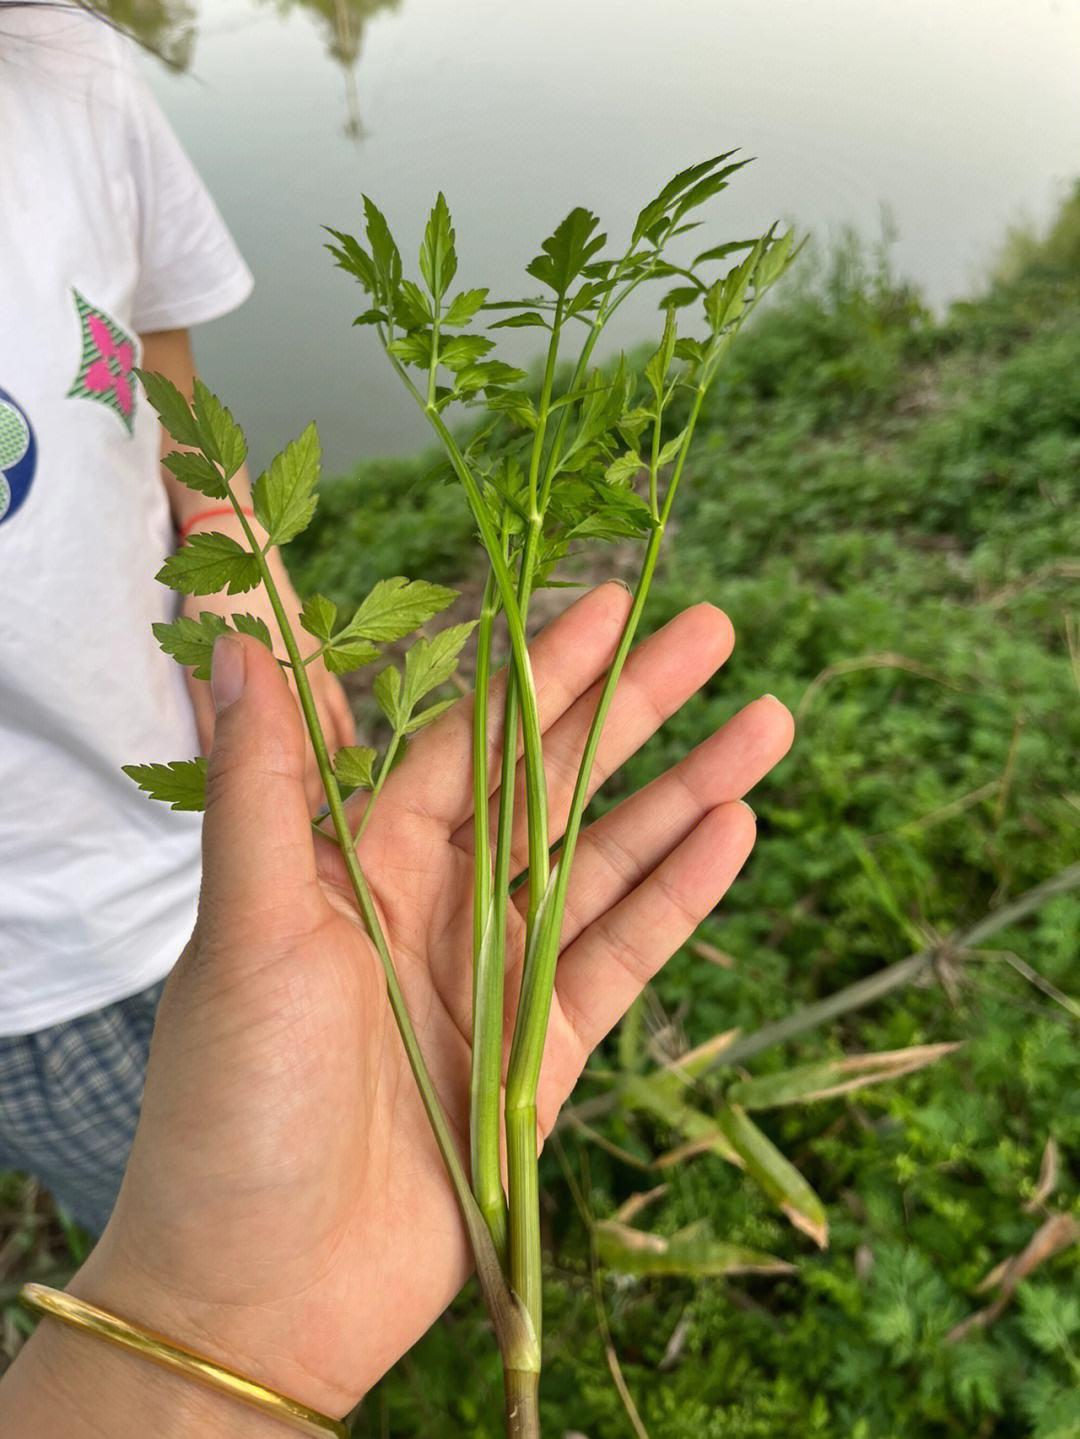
334 183 799 1426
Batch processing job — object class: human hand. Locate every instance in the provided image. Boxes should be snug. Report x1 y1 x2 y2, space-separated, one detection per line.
77 583 793 1419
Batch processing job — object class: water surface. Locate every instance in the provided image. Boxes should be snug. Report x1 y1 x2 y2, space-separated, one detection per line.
144 0 1080 471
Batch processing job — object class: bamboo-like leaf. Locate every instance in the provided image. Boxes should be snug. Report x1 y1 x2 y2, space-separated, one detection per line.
716 1104 829 1249
727 1044 961 1110
596 1220 794 1279
621 1072 742 1167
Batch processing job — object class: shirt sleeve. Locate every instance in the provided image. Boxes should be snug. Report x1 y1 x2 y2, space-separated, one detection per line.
122 63 254 334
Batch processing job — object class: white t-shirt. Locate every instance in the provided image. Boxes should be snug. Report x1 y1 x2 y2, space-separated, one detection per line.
0 8 253 1035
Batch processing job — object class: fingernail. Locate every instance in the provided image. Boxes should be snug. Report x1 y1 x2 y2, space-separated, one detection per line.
738 799 757 820
762 693 781 703
608 577 634 595
211 636 246 713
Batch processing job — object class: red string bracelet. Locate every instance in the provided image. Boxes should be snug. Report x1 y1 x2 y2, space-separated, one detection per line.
177 505 255 544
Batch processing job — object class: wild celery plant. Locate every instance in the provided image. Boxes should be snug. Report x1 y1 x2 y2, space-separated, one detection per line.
127 154 799 1435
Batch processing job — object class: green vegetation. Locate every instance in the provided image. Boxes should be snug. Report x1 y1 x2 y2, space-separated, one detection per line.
3 191 1077 1434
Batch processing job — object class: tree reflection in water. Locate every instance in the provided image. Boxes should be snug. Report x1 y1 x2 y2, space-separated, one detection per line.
98 0 400 135
257 0 402 137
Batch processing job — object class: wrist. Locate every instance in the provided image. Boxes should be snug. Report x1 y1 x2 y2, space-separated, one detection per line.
3 1300 280 1439
177 504 262 547
61 1245 355 1426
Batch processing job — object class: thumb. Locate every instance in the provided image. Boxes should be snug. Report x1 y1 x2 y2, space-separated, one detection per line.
198 634 323 932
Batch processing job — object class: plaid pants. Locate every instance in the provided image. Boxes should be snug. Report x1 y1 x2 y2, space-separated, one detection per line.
0 981 165 1236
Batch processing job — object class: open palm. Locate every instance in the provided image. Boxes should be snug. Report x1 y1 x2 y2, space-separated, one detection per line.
79 583 793 1420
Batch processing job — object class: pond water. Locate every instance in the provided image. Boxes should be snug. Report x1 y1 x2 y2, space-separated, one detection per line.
143 0 1080 473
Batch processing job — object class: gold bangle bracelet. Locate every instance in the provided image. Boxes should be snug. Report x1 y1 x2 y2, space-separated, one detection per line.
19 1283 349 1438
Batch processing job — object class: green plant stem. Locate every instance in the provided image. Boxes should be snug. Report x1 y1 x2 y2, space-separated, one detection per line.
389 357 551 918
351 731 402 845
223 493 535 1378
470 570 507 1256
504 384 707 1341
503 1368 540 1437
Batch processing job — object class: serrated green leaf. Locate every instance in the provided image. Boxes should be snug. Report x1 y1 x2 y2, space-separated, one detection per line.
362 195 402 306
488 311 549 331
754 227 800 289
439 335 494 372
645 306 678 401
161 450 227 500
397 280 432 328
387 332 434 368
230 613 274 650
404 696 456 733
156 532 260 597
455 361 529 394
632 151 740 243
252 422 320 546
671 158 752 225
674 337 705 367
657 426 689 467
566 279 615 319
343 576 457 643
563 360 629 463
605 451 643 486
122 758 207 812
152 610 272 679
658 285 702 311
692 237 758 266
192 380 247 477
486 390 539 430
152 612 230 679
618 407 653 448
704 238 765 334
403 622 476 710
137 369 202 448
352 308 388 327
374 664 403 728
324 227 378 295
442 287 488 326
324 637 381 675
419 191 457 302
300 593 338 643
569 485 653 540
333 744 377 790
526 208 607 296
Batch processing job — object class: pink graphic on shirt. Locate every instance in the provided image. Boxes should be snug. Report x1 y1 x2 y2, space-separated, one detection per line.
67 291 139 433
